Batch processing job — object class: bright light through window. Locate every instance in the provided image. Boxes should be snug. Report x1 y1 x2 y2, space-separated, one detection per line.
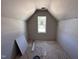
38 16 46 33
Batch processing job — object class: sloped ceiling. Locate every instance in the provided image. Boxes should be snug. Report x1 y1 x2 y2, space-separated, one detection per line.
1 0 78 21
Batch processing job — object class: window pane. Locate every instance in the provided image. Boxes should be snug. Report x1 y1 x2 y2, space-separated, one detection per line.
38 16 46 33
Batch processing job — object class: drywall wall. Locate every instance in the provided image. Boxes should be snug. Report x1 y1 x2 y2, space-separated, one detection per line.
1 16 25 59
27 10 58 41
57 18 78 59
1 0 77 21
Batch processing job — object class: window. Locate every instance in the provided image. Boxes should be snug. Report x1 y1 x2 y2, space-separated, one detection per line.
38 16 46 33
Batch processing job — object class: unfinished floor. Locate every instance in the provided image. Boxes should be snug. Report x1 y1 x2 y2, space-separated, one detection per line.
16 40 71 59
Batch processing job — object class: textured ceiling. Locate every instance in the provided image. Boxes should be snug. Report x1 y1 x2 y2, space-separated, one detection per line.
1 0 78 21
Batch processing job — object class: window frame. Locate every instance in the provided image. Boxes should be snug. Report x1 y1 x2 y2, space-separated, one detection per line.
37 16 47 33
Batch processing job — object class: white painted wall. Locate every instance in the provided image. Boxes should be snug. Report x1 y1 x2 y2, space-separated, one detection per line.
1 16 25 59
1 0 77 21
57 18 78 59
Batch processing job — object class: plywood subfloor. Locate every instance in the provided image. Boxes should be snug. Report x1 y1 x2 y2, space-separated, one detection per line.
16 40 71 59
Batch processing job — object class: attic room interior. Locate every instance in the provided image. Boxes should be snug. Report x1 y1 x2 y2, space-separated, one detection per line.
1 0 78 59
